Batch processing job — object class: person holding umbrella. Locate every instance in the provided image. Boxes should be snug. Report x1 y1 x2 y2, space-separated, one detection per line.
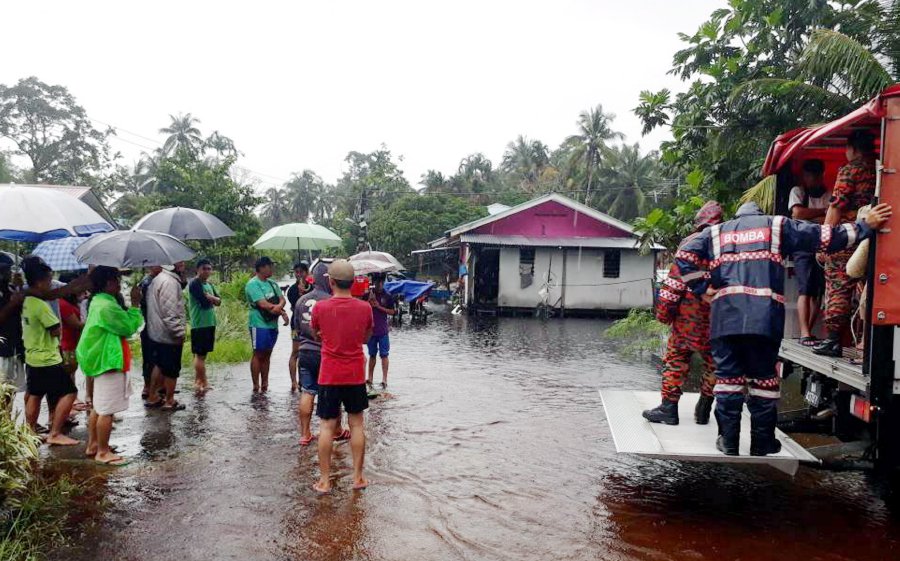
76 266 143 465
245 257 288 392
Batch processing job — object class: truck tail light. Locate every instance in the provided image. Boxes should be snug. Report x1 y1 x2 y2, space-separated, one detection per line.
850 394 874 423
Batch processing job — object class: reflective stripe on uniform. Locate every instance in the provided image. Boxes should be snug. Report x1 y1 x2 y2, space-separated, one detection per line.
664 277 686 291
714 384 745 393
842 222 857 247
710 251 783 269
819 223 832 251
748 388 781 399
711 224 722 259
771 215 785 256
712 285 785 304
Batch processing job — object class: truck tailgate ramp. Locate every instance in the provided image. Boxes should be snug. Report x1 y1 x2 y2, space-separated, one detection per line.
599 390 820 476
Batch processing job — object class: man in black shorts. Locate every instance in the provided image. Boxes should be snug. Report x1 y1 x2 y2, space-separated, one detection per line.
788 159 829 345
188 259 220 393
145 264 187 411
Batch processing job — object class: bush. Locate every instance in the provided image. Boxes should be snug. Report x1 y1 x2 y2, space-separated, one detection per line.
604 308 669 356
0 383 39 510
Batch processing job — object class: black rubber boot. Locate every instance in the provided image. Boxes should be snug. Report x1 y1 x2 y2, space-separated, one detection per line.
748 395 781 456
714 397 742 456
694 395 714 425
642 399 679 425
812 338 842 357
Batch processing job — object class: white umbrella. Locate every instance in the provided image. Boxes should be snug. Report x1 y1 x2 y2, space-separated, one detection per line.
349 250 405 270
0 184 113 242
75 230 195 268
349 258 401 275
133 207 235 240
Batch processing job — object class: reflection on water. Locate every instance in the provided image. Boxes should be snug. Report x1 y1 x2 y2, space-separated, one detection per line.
51 313 900 560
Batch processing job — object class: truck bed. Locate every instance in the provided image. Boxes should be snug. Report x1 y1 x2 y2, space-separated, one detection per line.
778 339 867 392
599 390 820 475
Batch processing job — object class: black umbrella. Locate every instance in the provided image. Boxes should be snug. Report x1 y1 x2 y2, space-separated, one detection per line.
132 207 235 241
74 230 196 268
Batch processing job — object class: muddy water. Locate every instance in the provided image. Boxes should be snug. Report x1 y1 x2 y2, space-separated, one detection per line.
51 314 900 560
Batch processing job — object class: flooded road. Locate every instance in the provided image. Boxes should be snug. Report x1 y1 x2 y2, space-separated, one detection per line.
51 313 900 560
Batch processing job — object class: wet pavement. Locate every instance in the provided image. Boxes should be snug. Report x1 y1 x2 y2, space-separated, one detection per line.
45 313 900 560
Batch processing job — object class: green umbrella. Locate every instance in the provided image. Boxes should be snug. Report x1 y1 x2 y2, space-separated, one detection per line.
252 223 342 260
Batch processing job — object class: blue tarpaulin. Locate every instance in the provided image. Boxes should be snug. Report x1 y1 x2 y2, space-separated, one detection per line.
384 280 434 302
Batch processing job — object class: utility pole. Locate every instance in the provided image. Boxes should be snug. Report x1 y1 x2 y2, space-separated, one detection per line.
356 185 369 253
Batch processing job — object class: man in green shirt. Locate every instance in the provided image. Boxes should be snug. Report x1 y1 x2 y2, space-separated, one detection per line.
21 261 79 446
76 266 144 466
245 256 288 392
188 259 220 393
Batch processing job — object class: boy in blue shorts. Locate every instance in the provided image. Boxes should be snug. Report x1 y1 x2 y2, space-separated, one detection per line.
366 274 396 390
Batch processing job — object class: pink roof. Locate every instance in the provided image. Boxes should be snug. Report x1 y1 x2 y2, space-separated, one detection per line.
448 193 635 240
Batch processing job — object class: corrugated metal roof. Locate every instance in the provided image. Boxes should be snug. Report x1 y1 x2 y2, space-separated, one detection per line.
460 234 658 249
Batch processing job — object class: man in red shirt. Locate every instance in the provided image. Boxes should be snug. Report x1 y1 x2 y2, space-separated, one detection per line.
311 260 373 494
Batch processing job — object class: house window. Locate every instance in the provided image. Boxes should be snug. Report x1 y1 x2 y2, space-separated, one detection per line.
519 247 535 288
603 250 620 278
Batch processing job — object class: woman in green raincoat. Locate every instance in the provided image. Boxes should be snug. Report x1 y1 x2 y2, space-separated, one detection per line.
76 266 143 466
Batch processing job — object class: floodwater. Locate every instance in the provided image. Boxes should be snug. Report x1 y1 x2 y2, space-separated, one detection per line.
45 312 900 561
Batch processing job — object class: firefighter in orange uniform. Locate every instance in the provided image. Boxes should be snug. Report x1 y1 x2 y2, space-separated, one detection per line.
643 201 722 426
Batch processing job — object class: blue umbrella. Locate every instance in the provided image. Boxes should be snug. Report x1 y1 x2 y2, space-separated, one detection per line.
33 236 94 271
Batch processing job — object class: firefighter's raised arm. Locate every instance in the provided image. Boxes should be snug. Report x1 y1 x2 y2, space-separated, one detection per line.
780 203 892 256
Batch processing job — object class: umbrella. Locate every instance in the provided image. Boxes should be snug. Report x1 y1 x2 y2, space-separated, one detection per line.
349 250 405 270
349 258 401 275
0 185 113 242
132 207 235 240
33 236 96 271
252 223 342 259
74 230 195 268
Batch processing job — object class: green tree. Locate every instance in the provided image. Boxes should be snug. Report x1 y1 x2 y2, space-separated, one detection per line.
634 0 886 202
283 170 328 223
594 144 661 221
334 147 414 217
260 186 288 227
0 76 114 190
501 135 552 193
0 152 20 183
160 113 204 157
368 194 487 261
563 105 623 203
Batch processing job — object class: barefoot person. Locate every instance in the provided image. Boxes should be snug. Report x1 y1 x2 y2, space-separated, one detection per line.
145 263 187 411
366 274 396 390
287 261 311 392
188 259 220 393
21 261 79 445
245 256 288 392
312 260 373 493
77 266 144 465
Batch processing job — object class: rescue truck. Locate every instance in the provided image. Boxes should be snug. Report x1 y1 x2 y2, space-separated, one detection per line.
600 86 900 473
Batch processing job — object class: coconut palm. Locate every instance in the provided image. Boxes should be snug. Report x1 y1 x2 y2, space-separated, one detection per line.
284 170 324 222
420 170 449 193
501 135 551 192
564 105 624 204
205 131 239 161
260 187 288 227
593 144 661 221
160 113 204 156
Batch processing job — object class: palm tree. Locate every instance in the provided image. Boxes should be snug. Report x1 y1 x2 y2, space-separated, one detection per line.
260 187 287 227
160 113 204 156
420 170 448 193
593 144 660 221
501 135 551 193
564 105 624 204
283 170 324 222
205 131 239 161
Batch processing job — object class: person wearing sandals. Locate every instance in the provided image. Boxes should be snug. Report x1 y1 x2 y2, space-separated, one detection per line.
76 266 143 466
145 263 187 411
788 159 829 347
294 262 351 446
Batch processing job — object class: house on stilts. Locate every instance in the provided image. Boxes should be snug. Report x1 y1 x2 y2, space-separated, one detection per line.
429 193 661 316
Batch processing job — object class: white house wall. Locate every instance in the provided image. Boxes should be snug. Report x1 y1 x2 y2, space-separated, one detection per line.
497 247 653 310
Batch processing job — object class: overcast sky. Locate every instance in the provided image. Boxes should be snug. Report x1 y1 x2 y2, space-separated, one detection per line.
2 0 722 192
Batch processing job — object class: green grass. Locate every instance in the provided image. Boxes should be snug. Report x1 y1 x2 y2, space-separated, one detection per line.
604 308 669 356
0 383 81 561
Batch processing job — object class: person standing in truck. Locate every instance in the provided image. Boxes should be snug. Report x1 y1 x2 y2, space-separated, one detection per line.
643 201 722 426
814 131 878 357
788 159 830 347
676 201 892 457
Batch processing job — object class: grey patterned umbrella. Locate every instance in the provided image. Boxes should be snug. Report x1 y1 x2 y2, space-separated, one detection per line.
132 207 234 241
74 230 196 268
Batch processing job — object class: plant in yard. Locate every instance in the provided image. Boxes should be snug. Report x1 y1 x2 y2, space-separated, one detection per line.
0 383 39 510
